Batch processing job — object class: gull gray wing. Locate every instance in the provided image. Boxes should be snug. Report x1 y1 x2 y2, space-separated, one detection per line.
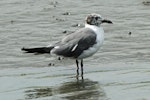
51 28 97 58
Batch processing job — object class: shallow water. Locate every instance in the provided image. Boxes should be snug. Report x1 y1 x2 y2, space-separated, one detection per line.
0 0 150 100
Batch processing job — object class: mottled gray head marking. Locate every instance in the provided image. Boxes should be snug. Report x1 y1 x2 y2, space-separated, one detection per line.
85 13 112 26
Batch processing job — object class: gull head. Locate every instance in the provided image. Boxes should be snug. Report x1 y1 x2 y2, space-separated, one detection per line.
85 13 113 26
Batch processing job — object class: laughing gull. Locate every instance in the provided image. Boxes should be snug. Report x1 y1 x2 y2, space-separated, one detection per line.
22 13 112 76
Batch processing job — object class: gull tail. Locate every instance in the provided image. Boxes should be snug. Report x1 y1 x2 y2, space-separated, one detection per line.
21 46 54 54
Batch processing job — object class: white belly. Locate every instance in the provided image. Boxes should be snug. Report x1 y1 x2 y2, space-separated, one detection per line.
77 24 104 59
77 42 101 59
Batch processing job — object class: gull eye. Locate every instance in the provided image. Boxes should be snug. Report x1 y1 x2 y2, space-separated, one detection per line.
95 17 99 20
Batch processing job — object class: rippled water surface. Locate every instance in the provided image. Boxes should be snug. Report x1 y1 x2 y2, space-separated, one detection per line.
0 0 150 100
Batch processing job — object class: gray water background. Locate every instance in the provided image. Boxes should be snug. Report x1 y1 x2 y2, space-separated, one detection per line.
0 0 150 100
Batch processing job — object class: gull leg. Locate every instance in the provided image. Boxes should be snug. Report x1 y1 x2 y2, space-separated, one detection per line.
81 59 84 77
76 60 79 77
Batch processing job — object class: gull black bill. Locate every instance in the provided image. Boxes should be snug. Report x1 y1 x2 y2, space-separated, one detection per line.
102 19 113 24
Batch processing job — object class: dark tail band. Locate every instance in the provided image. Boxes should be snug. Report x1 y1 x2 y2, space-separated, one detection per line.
21 47 54 54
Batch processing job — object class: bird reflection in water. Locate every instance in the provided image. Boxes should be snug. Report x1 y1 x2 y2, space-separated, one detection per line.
25 78 107 100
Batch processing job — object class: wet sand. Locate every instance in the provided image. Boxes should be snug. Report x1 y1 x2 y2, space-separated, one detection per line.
0 0 150 100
